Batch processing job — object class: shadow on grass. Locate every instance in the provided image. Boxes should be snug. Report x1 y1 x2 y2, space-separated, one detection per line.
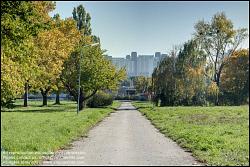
88 106 118 111
1 106 76 113
1 101 121 113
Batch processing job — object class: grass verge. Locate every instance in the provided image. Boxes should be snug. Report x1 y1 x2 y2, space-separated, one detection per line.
1 100 121 166
132 101 249 166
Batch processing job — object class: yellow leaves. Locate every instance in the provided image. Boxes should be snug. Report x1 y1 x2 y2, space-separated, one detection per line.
31 1 55 23
1 57 24 102
61 44 125 93
186 66 204 78
220 49 249 94
34 17 81 91
207 81 219 96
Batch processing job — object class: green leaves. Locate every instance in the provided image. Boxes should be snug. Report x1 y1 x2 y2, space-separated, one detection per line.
34 17 81 94
72 4 92 36
1 1 55 104
61 41 126 102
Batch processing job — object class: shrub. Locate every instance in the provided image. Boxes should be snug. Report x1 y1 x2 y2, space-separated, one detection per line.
87 91 113 108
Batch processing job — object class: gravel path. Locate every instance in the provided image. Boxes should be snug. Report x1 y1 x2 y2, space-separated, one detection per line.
41 102 202 166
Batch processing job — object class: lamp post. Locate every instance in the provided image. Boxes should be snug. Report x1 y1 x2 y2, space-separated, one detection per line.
77 43 99 114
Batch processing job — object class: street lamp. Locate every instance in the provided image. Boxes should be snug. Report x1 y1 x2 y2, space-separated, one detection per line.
77 42 99 114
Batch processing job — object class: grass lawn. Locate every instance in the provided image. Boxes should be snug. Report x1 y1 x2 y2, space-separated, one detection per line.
133 101 249 166
1 100 121 166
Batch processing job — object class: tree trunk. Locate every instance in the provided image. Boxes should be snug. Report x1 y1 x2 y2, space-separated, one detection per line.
78 88 98 111
55 90 60 104
24 82 28 107
215 75 220 106
215 94 219 106
214 63 225 106
79 101 84 111
40 88 50 106
42 94 48 106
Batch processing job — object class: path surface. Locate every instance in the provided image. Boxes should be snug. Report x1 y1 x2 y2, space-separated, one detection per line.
41 102 201 166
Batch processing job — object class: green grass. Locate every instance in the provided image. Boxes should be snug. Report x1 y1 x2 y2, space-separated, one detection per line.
1 100 121 166
132 101 249 166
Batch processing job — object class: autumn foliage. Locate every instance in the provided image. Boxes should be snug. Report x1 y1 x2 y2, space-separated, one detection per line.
1 2 125 108
152 13 248 106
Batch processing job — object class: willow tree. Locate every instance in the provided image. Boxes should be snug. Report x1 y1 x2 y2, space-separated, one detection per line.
175 40 207 105
152 40 207 106
194 12 248 105
152 55 177 106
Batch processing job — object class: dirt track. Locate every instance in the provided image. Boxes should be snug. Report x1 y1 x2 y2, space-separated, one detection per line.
41 102 201 166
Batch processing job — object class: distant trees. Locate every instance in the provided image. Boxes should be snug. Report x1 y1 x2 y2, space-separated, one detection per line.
152 12 248 106
133 76 152 94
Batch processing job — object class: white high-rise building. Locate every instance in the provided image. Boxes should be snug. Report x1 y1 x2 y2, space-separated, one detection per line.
137 55 154 77
107 52 167 77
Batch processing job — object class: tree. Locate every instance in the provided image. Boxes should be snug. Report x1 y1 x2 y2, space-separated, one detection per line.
72 4 92 36
152 40 207 106
34 17 80 106
133 76 152 100
152 55 176 106
133 76 151 94
61 44 126 110
220 49 249 105
22 1 56 107
53 78 64 105
1 1 55 106
175 40 207 106
194 12 248 105
72 4 100 43
59 4 123 111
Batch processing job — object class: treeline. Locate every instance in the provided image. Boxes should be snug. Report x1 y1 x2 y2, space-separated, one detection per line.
1 1 126 109
152 12 249 106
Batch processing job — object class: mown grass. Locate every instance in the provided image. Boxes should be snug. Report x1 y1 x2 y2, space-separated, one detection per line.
1 100 121 166
132 101 249 166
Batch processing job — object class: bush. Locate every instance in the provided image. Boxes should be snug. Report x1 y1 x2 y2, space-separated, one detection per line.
1 100 15 109
87 92 113 108
114 95 150 101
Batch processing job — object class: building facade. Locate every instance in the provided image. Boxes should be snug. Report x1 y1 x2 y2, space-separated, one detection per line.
107 52 167 77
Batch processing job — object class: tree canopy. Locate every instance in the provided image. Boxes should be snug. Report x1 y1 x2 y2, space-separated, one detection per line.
152 12 248 106
1 1 55 105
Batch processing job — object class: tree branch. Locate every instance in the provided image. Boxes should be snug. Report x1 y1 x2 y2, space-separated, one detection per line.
83 89 98 101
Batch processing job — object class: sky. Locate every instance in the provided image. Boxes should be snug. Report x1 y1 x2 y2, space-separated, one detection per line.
50 1 249 58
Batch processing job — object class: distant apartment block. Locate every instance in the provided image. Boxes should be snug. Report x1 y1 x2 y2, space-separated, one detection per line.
106 52 167 77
